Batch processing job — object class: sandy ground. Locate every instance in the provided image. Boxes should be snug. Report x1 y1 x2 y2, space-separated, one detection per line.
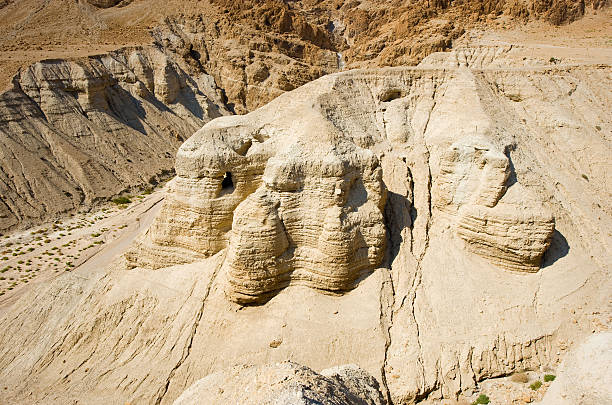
457 7 612 65
0 185 165 313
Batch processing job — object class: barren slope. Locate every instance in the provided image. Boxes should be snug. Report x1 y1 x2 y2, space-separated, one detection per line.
0 49 609 404
0 46 228 231
0 1 610 232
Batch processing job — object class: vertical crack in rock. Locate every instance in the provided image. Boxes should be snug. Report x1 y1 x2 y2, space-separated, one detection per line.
378 264 395 405
406 84 438 397
2 61 609 404
154 257 224 405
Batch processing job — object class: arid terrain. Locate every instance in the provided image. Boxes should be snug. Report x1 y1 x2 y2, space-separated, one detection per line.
0 1 611 405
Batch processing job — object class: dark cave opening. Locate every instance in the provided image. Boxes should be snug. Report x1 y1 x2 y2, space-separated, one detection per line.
221 171 234 191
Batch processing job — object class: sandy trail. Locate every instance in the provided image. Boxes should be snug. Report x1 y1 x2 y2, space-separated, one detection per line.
0 187 166 313
74 196 163 276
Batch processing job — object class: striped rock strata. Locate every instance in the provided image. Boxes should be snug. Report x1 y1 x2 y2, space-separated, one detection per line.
434 138 555 272
1 56 610 405
128 110 386 304
0 46 228 232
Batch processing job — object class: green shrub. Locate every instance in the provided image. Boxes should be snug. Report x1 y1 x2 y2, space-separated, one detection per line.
473 394 490 404
112 196 132 205
530 381 542 390
544 374 556 382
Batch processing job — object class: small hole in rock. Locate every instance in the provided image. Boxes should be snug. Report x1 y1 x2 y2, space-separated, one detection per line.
222 172 234 190
380 89 405 102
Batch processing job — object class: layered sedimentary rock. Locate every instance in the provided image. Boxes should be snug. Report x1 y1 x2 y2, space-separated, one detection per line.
143 0 609 114
0 46 228 231
224 144 385 303
129 102 387 303
0 1 608 233
433 138 555 271
0 49 610 405
173 362 387 405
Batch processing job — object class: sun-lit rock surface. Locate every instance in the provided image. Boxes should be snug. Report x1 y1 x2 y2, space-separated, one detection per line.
0 46 228 232
173 362 387 405
0 46 610 405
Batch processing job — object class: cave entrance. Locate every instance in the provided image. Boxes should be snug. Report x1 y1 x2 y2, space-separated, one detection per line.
221 171 234 194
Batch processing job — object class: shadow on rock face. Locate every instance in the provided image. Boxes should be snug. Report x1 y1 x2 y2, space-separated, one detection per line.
384 191 413 266
541 230 570 268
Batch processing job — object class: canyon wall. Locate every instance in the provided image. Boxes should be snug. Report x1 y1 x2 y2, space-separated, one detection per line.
0 46 229 232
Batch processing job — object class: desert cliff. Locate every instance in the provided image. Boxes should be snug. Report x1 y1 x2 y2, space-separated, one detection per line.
0 45 610 403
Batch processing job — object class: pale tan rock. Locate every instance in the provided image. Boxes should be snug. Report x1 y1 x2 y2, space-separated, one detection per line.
0 46 229 232
173 362 386 405
433 138 511 212
539 332 612 405
224 145 386 304
0 59 610 405
434 137 555 272
129 92 387 303
456 186 555 272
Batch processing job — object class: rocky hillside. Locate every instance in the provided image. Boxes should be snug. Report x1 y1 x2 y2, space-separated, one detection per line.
0 0 609 232
0 46 229 231
0 47 609 404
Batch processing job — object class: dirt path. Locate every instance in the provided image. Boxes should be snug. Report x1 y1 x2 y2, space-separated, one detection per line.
0 186 166 311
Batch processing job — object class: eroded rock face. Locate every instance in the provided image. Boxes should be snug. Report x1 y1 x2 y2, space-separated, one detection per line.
150 0 603 115
173 361 387 405
1 51 610 405
433 138 555 271
225 144 386 304
86 0 121 8
129 104 387 303
0 46 229 231
130 68 556 302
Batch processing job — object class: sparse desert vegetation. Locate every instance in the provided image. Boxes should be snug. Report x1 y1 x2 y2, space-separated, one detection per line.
472 394 490 404
0 188 164 300
530 380 543 390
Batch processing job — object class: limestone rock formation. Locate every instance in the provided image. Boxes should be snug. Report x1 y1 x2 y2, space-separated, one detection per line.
0 1 609 232
0 46 229 232
128 99 387 303
143 0 610 113
433 138 555 271
173 362 387 405
86 0 121 8
0 48 610 405
539 332 612 405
